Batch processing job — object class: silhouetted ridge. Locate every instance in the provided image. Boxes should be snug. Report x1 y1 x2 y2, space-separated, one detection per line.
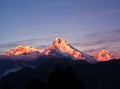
47 66 84 89
2 82 14 89
25 66 84 89
26 78 45 89
0 59 120 89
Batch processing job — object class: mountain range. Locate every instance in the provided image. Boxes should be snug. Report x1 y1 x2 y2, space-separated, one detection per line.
0 37 120 89
2 37 115 63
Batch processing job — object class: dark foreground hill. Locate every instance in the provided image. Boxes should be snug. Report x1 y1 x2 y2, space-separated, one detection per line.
0 58 120 89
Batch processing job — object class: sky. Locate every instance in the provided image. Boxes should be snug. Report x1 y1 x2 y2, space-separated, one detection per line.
0 0 120 55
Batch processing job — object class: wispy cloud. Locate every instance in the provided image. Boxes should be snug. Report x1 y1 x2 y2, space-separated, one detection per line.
0 37 54 54
73 29 120 54
0 29 120 57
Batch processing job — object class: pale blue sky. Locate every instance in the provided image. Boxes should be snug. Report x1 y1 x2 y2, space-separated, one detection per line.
0 0 120 54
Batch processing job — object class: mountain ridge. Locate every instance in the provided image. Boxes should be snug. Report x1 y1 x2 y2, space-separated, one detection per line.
3 45 43 56
89 50 114 61
2 37 114 63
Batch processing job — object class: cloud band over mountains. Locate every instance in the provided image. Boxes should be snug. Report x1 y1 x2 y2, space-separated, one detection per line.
72 29 120 55
0 29 120 58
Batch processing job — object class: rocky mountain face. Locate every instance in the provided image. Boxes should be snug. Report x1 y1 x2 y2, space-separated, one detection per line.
3 37 115 63
44 37 96 63
4 45 43 56
90 50 114 61
97 50 114 61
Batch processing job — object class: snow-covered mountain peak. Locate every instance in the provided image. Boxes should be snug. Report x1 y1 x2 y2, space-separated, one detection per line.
3 37 96 63
44 37 96 63
48 37 78 54
4 45 43 56
50 37 69 48
89 50 114 62
97 50 114 61
98 50 109 55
